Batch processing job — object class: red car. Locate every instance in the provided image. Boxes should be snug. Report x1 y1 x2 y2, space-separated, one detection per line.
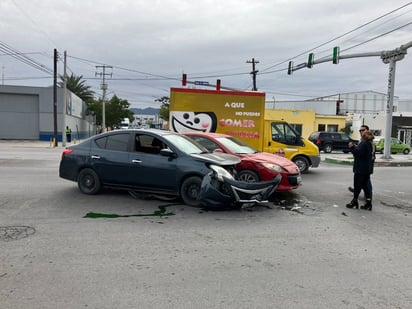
184 132 301 191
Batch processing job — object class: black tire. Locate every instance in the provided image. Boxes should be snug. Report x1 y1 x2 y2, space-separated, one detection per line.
180 176 202 207
238 170 260 182
293 156 310 174
77 168 101 195
403 149 410 155
324 144 333 153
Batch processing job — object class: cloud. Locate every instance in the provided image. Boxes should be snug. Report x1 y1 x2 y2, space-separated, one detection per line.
1 0 411 107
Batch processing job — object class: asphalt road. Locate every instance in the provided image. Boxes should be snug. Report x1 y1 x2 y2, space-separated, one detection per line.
1 143 411 309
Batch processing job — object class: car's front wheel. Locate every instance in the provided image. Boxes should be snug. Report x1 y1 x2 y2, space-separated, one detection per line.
78 168 101 195
238 170 260 182
293 156 309 174
403 148 410 155
180 176 202 207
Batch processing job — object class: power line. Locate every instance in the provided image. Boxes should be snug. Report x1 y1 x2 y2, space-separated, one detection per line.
260 2 412 73
10 0 59 49
0 41 53 75
342 21 412 52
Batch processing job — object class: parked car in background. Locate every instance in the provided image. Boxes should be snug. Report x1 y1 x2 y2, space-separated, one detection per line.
59 129 241 207
183 132 302 191
374 136 410 154
308 131 358 153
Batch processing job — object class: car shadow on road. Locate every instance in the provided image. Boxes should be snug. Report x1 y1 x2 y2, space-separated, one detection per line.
57 186 316 218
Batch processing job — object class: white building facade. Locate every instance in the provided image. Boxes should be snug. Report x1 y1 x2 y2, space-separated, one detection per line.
266 91 412 145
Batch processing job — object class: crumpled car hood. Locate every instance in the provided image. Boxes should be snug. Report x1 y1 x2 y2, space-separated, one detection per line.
191 152 241 166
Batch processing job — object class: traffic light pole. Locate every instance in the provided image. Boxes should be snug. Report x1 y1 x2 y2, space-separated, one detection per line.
288 40 412 159
380 46 409 158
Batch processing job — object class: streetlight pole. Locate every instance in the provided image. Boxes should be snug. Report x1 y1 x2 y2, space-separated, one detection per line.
289 40 412 160
380 45 409 159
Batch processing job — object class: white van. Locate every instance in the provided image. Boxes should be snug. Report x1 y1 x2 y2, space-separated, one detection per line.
120 118 130 129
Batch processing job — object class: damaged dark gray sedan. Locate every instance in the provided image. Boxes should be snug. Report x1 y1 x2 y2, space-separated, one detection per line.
59 129 241 207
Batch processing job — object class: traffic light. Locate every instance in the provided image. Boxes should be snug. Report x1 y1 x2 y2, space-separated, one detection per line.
287 61 293 75
332 47 340 64
182 73 187 86
308 53 314 68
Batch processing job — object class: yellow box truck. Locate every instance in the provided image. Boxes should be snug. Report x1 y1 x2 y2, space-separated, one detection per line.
169 87 320 173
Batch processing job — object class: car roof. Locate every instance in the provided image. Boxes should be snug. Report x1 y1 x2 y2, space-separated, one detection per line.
102 128 176 137
183 132 231 138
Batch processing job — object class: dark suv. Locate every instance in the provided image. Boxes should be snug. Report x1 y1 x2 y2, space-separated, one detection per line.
308 131 358 153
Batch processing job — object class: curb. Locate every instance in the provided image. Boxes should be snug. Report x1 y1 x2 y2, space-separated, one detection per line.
325 157 412 167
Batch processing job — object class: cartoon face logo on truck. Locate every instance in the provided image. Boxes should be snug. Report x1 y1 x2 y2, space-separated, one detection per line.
171 111 217 133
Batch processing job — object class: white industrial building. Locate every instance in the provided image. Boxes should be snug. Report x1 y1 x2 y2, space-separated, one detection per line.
0 85 94 141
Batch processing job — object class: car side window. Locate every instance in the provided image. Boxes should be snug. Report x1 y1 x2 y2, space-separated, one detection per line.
271 122 302 146
134 134 165 154
106 133 129 151
271 123 286 143
95 133 129 151
341 135 349 142
332 134 341 141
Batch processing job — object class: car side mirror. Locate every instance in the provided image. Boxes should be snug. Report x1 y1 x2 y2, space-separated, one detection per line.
160 148 177 158
213 148 224 153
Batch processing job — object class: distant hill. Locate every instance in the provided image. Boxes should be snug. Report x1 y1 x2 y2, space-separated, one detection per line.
130 107 160 115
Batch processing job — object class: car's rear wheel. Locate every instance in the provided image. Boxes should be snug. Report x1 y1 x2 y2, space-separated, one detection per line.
324 144 333 153
238 170 260 182
78 168 101 195
293 156 309 174
180 176 202 207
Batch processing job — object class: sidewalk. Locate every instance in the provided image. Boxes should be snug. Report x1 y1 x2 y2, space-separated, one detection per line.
325 154 412 167
0 139 77 149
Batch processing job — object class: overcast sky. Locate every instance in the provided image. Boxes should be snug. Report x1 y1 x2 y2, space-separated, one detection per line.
1 0 411 108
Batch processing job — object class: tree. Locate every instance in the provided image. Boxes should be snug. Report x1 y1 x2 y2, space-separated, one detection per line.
87 95 133 128
59 73 95 103
156 96 170 121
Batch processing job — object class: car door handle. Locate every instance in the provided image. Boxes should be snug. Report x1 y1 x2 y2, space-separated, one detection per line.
132 159 142 163
91 155 101 159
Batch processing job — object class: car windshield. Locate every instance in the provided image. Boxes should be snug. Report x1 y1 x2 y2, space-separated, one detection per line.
163 134 208 154
216 136 257 154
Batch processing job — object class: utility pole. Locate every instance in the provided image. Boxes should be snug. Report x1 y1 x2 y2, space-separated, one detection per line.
62 51 67 147
95 65 112 131
247 58 259 91
53 48 58 147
